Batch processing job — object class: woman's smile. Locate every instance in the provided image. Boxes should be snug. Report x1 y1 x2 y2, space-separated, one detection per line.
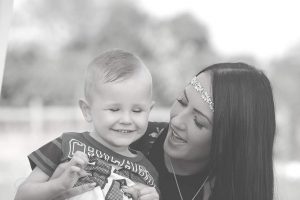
170 129 187 144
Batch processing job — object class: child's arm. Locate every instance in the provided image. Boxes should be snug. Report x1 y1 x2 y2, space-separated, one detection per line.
15 151 89 200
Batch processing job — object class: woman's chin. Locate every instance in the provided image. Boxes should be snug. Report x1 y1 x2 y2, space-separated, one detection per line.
163 136 183 159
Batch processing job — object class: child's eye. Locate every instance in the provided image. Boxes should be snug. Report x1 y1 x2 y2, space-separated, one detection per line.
132 108 143 113
194 117 204 129
108 108 119 112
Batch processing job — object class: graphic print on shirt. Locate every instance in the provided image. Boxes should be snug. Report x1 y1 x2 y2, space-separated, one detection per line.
73 157 135 200
67 138 155 186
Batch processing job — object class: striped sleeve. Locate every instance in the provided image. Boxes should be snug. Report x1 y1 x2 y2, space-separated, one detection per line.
28 136 63 177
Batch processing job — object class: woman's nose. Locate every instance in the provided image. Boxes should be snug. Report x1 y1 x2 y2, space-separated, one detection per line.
171 109 188 130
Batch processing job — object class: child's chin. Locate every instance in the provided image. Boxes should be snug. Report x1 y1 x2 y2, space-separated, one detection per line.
113 139 134 147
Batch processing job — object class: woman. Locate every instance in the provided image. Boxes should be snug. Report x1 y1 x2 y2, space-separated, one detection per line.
126 62 276 200
55 62 276 200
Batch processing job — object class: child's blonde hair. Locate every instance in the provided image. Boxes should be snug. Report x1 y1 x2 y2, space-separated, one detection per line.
84 49 150 102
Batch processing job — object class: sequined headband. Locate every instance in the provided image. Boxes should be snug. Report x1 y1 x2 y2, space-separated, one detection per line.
190 77 214 112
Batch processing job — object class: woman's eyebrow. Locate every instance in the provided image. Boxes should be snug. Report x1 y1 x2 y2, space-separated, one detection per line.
184 89 189 102
184 88 212 125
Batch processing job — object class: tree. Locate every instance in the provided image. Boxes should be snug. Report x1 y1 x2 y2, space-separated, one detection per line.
2 0 218 107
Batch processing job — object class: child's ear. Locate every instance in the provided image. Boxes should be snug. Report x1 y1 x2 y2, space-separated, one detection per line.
79 99 92 122
150 101 155 111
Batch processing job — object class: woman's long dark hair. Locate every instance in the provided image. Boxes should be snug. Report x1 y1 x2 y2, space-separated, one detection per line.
199 63 275 200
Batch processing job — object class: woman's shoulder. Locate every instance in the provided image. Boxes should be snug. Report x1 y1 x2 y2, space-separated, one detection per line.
146 121 169 136
130 121 169 156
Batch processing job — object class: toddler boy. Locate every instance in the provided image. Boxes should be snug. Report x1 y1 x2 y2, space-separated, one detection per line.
15 49 158 200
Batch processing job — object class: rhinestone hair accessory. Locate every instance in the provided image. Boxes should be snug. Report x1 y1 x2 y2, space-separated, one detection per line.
190 76 214 112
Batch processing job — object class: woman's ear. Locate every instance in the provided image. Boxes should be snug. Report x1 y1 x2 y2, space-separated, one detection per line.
79 99 92 122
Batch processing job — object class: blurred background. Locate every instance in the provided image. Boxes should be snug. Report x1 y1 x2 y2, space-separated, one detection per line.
1 0 300 199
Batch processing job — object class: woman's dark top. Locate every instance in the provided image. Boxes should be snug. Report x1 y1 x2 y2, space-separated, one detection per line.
131 122 209 200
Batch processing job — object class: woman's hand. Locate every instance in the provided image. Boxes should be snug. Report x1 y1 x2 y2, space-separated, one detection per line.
122 183 159 200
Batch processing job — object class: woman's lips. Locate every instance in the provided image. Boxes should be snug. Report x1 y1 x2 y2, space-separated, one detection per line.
170 129 187 143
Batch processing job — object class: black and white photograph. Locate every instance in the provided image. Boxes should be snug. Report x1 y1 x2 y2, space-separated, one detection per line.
1 0 300 199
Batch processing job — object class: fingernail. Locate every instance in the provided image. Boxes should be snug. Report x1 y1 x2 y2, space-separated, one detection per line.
90 182 96 187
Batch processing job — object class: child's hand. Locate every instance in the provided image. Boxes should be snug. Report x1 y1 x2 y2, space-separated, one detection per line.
53 151 90 190
122 183 159 200
68 151 89 171
51 151 89 180
50 162 69 180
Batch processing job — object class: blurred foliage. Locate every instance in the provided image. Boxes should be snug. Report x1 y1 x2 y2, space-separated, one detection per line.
2 3 300 199
1 0 300 160
1 0 219 106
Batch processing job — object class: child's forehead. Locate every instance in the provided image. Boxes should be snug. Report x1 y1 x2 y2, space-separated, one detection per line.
91 65 148 83
92 77 152 98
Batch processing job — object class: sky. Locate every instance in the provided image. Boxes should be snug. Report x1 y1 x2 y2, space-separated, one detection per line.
139 0 300 62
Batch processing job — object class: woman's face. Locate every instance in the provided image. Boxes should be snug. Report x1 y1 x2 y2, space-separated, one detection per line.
164 72 213 163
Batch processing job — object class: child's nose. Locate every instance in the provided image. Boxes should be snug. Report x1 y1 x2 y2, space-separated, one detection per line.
119 112 132 124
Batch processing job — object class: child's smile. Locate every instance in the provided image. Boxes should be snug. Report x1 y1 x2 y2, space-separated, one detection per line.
81 68 154 157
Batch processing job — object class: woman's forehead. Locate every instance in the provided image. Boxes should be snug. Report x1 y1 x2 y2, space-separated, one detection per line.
186 72 213 119
194 73 212 96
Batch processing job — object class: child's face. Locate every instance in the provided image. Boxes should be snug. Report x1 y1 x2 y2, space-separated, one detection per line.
81 70 153 154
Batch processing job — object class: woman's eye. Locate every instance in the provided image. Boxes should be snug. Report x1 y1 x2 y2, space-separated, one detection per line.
176 97 187 106
194 117 204 129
